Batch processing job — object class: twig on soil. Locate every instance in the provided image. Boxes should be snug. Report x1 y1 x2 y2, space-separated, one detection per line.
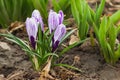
71 55 80 67
59 66 80 77
61 43 67 48
7 71 23 80
60 55 69 63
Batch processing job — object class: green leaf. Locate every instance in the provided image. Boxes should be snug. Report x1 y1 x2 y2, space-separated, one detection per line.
0 0 10 27
32 0 48 23
60 29 76 44
115 45 120 61
70 0 79 24
52 0 71 18
58 0 70 11
116 25 120 34
54 63 83 73
12 0 23 21
43 53 58 59
95 0 105 26
52 0 61 12
59 39 87 56
23 49 41 58
0 33 30 50
71 0 89 40
92 24 98 41
0 0 34 28
108 24 117 51
110 10 120 24
106 43 114 64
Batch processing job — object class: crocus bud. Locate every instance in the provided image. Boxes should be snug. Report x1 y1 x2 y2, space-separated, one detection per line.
48 10 64 33
25 17 38 49
52 24 66 52
32 10 44 32
58 10 64 24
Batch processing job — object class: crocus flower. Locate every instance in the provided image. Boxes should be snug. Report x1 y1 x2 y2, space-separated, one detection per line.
52 24 66 52
25 17 38 49
48 10 64 33
32 10 44 32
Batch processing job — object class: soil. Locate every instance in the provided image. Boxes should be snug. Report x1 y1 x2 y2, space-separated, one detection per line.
1 35 120 80
1 0 120 80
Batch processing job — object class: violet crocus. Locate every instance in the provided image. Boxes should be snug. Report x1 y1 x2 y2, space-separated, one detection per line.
32 10 44 32
52 24 66 52
48 10 64 33
25 17 38 49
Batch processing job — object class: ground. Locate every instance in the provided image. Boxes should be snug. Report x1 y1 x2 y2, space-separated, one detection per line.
1 35 120 80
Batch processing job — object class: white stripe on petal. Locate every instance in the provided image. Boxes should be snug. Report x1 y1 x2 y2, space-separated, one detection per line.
54 24 66 43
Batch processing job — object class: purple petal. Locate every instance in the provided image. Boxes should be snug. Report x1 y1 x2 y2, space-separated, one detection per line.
52 24 66 52
32 10 41 22
25 17 38 49
32 9 44 32
58 10 64 24
48 10 59 33
54 24 66 43
30 36 36 49
52 40 59 52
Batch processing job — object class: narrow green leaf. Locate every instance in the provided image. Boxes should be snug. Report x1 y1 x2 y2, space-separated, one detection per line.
0 33 30 50
60 29 75 44
95 0 105 26
52 0 61 12
54 63 83 73
43 53 58 59
59 39 87 57
23 49 41 58
70 0 79 24
110 10 120 24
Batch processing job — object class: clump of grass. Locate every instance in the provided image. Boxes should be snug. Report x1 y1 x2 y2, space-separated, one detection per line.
0 0 33 28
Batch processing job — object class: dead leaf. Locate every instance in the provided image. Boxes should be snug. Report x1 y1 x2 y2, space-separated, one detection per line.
69 35 79 45
8 21 25 33
0 29 7 34
39 57 58 80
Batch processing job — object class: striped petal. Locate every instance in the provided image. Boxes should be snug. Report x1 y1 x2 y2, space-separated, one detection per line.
48 10 59 33
52 24 66 52
32 9 44 32
25 17 38 49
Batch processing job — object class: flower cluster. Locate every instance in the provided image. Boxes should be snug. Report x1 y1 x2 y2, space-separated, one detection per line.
48 10 66 52
25 9 66 52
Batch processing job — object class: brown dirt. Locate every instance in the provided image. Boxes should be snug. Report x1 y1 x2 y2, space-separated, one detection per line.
1 37 120 80
0 32 39 80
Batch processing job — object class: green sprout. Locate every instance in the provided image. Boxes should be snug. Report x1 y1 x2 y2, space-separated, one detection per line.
93 17 120 64
70 0 120 64
70 0 89 40
70 0 105 41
